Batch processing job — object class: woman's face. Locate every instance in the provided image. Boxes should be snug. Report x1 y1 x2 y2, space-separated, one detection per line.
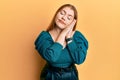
55 7 75 29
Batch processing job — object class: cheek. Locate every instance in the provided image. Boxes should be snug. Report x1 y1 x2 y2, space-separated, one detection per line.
55 15 59 23
56 13 62 19
66 20 73 25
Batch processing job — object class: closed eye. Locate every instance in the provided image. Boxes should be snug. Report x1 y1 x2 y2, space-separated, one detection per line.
67 15 73 20
67 16 72 20
60 10 65 15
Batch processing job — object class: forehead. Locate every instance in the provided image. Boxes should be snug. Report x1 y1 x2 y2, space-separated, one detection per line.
60 7 74 16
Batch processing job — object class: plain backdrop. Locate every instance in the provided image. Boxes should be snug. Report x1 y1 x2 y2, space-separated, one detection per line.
0 0 120 80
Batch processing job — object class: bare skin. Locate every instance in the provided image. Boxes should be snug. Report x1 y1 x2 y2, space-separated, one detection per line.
49 20 76 48
49 7 76 48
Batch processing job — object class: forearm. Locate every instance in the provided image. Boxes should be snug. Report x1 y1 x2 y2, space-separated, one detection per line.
55 32 66 46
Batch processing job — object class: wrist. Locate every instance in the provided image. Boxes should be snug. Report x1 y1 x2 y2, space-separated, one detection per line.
66 36 71 39
66 37 73 43
67 40 72 44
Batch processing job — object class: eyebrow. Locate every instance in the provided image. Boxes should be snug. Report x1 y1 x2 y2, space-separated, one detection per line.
62 10 66 14
62 9 74 17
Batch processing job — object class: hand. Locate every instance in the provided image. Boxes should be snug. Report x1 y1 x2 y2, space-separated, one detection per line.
61 19 76 36
55 19 76 46
65 19 76 39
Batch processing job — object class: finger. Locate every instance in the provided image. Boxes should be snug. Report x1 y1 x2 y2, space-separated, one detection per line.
67 19 76 34
71 31 75 37
73 19 76 26
68 28 72 35
70 19 76 29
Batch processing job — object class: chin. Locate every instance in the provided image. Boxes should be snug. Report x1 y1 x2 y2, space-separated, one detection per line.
57 24 66 30
59 26 66 30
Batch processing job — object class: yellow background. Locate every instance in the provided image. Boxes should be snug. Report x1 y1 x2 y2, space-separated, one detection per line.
0 0 120 80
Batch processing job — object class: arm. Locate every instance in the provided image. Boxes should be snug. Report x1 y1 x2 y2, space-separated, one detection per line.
35 31 63 63
67 31 89 64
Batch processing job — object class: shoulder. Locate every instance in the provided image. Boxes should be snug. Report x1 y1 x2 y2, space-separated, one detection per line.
74 30 85 37
38 31 48 37
74 30 87 40
35 31 51 44
37 31 50 39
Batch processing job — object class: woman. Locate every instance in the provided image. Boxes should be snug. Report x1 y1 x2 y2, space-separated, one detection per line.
35 4 88 80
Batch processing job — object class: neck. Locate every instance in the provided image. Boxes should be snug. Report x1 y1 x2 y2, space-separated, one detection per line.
53 27 62 36
49 27 62 42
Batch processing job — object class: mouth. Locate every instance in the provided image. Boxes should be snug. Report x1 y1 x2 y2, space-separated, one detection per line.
58 19 66 25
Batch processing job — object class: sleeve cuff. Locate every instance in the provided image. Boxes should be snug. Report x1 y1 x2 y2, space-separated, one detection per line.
67 40 77 52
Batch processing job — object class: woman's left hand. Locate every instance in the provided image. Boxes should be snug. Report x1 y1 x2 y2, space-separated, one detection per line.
65 19 76 39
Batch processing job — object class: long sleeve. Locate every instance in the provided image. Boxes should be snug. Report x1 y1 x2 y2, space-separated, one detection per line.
67 31 88 64
34 31 63 63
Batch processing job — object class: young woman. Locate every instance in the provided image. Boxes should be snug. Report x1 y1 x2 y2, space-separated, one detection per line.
35 4 88 80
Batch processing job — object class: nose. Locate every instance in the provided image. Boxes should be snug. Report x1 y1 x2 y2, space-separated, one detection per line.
61 15 66 21
61 17 65 21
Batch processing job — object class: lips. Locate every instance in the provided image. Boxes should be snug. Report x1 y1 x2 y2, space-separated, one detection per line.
58 19 66 25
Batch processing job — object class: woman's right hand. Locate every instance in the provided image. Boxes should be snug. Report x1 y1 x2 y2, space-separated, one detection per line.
55 19 76 46
61 19 76 38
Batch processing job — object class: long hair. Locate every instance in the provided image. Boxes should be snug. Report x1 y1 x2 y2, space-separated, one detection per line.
47 4 78 31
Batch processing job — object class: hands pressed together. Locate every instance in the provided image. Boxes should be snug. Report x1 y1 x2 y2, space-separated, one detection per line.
56 19 76 46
